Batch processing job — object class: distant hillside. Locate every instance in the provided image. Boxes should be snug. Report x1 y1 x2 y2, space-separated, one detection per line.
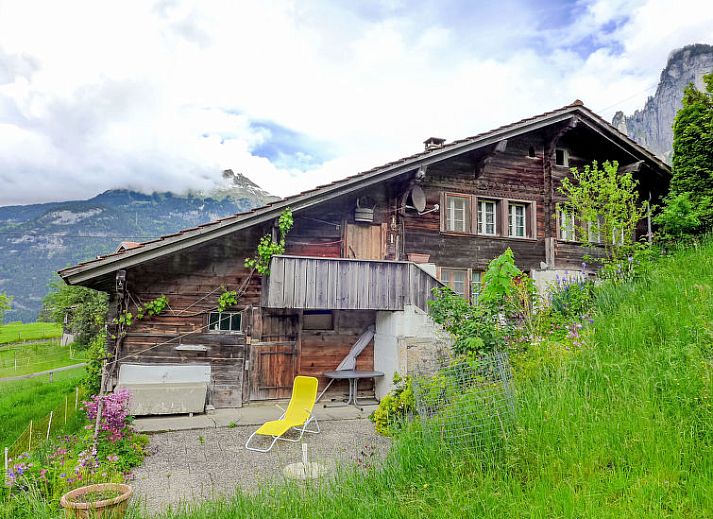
613 43 713 162
0 170 278 322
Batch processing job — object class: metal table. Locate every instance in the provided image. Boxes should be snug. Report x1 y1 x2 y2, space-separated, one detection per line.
322 370 384 408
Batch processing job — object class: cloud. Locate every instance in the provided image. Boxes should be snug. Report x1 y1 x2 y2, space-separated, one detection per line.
0 0 712 206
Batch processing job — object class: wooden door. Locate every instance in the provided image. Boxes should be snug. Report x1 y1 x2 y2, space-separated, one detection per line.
249 311 299 400
250 341 297 400
344 223 386 259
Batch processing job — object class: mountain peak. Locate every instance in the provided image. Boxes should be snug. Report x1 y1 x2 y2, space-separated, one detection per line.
612 43 713 162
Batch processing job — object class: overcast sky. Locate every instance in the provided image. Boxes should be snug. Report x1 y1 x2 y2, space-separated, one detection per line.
0 0 712 206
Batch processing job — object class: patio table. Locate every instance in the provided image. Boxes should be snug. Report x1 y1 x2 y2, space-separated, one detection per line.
322 370 384 408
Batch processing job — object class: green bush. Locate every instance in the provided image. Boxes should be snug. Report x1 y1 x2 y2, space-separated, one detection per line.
370 373 415 436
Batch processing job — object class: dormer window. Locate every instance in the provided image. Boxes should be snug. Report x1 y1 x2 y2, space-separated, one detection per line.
555 148 569 167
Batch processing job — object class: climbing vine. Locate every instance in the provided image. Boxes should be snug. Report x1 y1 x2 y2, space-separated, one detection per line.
217 289 239 312
114 295 169 329
245 208 294 275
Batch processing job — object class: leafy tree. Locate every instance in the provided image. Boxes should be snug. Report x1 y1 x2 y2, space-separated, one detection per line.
41 277 108 347
0 292 12 324
558 160 646 261
658 73 713 237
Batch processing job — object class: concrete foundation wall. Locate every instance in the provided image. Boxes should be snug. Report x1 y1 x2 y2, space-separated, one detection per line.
373 305 451 399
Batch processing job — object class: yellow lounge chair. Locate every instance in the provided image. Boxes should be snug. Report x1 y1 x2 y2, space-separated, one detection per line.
245 375 321 452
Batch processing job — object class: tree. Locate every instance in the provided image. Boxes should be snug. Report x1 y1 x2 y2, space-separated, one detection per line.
0 292 12 324
41 277 108 347
558 160 646 261
658 73 713 237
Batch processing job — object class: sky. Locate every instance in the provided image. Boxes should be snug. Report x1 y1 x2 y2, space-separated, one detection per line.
0 0 712 206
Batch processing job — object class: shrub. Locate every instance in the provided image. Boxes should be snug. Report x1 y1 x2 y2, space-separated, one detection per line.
370 373 415 436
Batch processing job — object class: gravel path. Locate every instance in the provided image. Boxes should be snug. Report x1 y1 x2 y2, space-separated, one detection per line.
131 419 390 515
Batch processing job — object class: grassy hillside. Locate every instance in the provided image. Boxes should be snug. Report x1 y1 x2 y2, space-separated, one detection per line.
0 367 85 448
150 242 712 518
0 322 61 344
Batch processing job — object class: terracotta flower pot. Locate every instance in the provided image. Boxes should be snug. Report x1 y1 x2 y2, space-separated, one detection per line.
60 483 133 519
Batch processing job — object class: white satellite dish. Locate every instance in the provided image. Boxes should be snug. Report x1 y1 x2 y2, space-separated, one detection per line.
409 185 427 213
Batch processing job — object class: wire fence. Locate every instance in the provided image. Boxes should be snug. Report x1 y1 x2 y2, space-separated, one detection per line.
412 352 516 456
4 386 86 473
0 341 85 376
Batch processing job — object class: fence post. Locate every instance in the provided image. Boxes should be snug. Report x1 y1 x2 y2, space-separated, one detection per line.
14 351 17 372
4 447 8 476
65 395 69 425
46 412 53 441
28 420 32 452
75 387 79 410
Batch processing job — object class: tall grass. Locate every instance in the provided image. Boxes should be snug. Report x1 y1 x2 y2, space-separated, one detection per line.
146 241 712 519
0 367 85 448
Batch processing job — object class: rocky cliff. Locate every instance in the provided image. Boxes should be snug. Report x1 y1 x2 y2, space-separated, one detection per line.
0 171 278 322
612 43 713 162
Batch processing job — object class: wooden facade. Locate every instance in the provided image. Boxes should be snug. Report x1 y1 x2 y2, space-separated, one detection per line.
60 102 671 408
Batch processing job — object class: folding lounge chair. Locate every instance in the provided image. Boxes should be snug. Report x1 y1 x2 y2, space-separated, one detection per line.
245 375 321 453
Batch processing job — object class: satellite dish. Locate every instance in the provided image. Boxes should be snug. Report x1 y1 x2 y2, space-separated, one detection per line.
409 185 427 212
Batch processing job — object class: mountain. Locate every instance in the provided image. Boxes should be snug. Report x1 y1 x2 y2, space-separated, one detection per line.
612 43 713 162
0 170 278 322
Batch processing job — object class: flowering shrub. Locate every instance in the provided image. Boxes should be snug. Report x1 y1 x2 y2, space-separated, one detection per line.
3 389 147 508
84 389 131 442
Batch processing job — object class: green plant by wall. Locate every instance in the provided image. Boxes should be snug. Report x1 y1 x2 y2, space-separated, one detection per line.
114 295 169 329
245 208 294 275
217 290 239 312
429 248 536 355
82 330 107 394
370 373 415 436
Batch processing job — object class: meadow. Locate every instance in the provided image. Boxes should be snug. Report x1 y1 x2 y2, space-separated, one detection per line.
0 367 85 449
0 322 62 344
0 341 86 378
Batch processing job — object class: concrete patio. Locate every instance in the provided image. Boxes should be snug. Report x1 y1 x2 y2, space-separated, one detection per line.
130 408 388 515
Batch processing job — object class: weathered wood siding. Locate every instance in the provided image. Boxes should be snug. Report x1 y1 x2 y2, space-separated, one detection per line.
117 228 264 408
264 256 441 311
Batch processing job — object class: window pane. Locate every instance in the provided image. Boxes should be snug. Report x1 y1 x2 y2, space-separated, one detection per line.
219 313 231 331
471 272 481 302
230 313 242 331
447 196 468 232
209 312 220 331
479 200 496 235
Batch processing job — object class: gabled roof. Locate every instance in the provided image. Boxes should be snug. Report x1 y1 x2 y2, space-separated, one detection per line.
59 101 670 286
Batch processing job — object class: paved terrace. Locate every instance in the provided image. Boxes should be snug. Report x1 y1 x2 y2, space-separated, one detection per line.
131 404 389 515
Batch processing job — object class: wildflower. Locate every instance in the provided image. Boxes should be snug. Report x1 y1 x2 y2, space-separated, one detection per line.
107 454 119 463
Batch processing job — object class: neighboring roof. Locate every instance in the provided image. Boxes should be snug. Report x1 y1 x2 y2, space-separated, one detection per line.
115 241 142 253
59 101 671 286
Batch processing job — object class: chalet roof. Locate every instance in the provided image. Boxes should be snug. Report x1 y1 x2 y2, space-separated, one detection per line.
59 101 671 286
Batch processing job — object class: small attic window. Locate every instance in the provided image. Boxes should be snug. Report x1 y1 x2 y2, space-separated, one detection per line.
528 146 536 158
555 148 569 167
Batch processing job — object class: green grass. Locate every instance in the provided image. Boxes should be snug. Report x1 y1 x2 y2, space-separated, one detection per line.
0 322 62 344
0 367 85 448
0 341 87 378
142 242 712 518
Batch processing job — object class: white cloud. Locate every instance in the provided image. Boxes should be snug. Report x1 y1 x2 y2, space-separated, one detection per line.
0 0 711 205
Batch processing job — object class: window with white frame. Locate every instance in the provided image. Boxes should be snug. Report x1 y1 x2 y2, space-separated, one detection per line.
508 203 527 238
587 216 603 244
559 210 576 241
477 199 497 235
208 311 243 332
471 271 482 303
555 148 568 167
440 268 468 297
445 194 470 233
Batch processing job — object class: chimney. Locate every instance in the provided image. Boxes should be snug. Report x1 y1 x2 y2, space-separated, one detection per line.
423 137 446 151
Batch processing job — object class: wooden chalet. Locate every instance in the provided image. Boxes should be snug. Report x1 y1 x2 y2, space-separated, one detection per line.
59 101 670 410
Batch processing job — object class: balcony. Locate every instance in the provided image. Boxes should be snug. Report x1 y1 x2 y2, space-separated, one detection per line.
263 255 442 312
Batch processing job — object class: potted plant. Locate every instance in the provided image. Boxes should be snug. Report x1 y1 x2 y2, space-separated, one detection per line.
60 483 133 519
